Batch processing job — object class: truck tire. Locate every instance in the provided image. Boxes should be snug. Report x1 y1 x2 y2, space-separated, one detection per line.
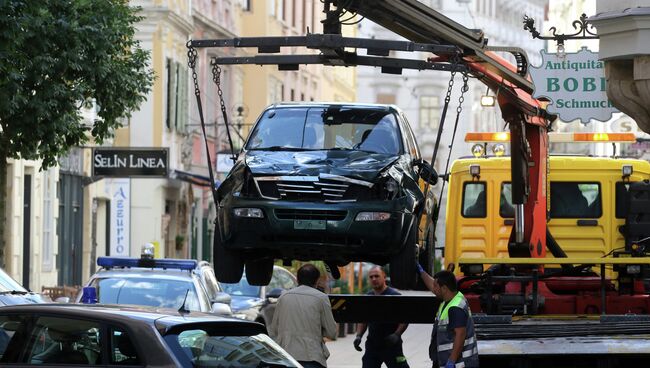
390 221 418 289
246 258 274 286
213 232 244 283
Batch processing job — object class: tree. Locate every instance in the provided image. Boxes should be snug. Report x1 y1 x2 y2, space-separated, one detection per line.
0 0 154 267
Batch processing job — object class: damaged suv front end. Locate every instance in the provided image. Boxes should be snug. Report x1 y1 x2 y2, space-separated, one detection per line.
215 103 436 289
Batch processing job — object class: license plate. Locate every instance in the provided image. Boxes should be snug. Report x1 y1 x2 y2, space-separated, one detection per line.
294 219 326 230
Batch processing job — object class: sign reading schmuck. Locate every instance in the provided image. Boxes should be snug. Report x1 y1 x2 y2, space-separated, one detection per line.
530 47 618 123
93 148 168 177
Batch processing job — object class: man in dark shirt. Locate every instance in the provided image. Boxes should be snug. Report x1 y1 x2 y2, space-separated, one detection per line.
353 266 410 368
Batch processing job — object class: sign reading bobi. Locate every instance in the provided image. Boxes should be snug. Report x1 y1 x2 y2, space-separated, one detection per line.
530 46 618 123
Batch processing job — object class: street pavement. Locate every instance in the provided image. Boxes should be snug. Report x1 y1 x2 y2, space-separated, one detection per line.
326 290 434 368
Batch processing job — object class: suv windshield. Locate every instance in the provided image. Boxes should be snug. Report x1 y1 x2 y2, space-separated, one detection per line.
91 278 200 311
246 107 403 155
164 329 299 367
220 276 260 298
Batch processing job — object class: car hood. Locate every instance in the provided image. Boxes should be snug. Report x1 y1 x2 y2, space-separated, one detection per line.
245 150 399 182
230 295 264 312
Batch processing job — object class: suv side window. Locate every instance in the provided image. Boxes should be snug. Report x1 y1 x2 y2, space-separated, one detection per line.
462 182 487 218
26 316 102 365
550 182 602 218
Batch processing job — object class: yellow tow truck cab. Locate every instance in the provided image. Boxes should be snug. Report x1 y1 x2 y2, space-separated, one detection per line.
445 133 650 276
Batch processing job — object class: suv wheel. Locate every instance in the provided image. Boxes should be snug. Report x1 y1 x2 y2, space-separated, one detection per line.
390 220 418 289
245 258 274 286
213 233 244 283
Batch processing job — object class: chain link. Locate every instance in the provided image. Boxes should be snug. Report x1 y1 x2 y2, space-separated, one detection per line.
211 60 228 116
456 73 469 115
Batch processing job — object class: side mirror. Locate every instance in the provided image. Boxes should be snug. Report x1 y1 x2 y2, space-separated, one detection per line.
213 291 232 305
211 302 233 316
418 161 438 185
266 288 283 299
54 297 70 304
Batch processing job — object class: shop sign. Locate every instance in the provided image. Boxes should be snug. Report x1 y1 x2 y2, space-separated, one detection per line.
93 148 168 177
530 46 618 123
109 178 130 256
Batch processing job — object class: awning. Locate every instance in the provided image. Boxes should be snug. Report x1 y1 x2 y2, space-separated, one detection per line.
170 170 220 188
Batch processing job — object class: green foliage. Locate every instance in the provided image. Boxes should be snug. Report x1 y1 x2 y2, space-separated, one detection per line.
0 0 153 167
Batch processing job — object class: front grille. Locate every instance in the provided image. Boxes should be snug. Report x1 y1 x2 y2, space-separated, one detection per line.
256 176 370 202
274 209 347 221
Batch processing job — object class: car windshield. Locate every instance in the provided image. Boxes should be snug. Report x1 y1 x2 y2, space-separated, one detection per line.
220 276 261 298
246 107 403 155
0 268 27 293
165 329 299 367
92 277 200 311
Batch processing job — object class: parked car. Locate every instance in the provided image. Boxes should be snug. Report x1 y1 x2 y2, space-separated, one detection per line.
214 103 437 289
77 245 232 316
0 304 299 367
0 267 49 305
221 266 298 328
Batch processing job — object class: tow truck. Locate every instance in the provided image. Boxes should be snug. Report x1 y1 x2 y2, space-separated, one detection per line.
188 0 650 365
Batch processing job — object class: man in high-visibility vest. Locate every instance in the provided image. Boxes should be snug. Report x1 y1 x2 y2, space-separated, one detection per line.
418 267 479 368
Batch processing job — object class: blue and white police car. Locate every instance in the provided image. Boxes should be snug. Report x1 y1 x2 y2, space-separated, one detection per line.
77 244 232 316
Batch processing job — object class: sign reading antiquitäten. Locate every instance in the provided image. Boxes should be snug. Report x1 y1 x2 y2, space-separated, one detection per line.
530 46 618 123
93 148 169 177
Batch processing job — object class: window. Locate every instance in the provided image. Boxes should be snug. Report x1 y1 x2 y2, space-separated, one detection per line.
550 182 601 219
42 169 55 271
0 315 26 360
616 181 633 219
246 107 404 155
92 277 201 311
269 269 296 290
376 93 396 105
26 316 102 365
201 268 221 301
111 328 140 365
165 329 298 367
500 182 515 218
462 182 486 218
166 60 188 131
419 96 440 130
166 59 177 130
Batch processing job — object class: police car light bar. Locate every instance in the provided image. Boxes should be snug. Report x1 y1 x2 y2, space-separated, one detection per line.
465 132 637 143
97 256 198 271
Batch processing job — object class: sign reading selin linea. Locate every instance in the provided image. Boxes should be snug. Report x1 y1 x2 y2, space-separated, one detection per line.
530 47 618 123
93 148 169 177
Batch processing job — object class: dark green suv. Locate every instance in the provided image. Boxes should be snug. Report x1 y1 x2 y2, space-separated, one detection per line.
215 103 437 289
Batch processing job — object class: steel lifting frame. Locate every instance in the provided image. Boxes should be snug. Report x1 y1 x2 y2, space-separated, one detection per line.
189 33 468 74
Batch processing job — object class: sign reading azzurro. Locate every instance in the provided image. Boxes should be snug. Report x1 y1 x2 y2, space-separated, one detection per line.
530 47 618 123
93 148 169 177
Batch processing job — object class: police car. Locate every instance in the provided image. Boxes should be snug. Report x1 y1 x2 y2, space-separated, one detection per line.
76 244 232 316
0 304 300 367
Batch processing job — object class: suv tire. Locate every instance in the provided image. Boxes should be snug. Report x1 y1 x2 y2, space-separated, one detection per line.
214 232 244 283
245 258 274 286
390 220 418 289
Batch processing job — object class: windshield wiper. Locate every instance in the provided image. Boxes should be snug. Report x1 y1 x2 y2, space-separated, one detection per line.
0 290 29 295
250 146 310 151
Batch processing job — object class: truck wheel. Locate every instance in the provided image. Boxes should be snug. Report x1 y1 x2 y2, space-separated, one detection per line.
213 233 244 283
245 258 274 286
390 221 418 289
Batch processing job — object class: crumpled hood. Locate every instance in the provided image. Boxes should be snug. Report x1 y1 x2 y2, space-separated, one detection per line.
245 150 399 182
230 295 263 312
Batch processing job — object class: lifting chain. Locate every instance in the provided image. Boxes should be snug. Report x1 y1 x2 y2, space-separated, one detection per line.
187 42 219 205
210 59 237 163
